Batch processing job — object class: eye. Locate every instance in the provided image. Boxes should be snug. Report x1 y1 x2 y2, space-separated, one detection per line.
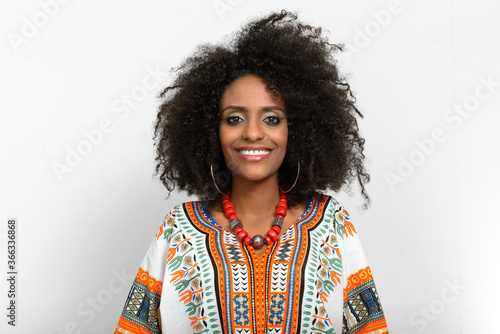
264 116 282 125
225 116 243 125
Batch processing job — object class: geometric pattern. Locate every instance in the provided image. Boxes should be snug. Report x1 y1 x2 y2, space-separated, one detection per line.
307 204 341 333
233 294 250 326
342 269 388 334
116 195 389 334
270 263 287 292
226 244 245 263
118 279 161 334
269 294 285 325
274 239 294 262
232 264 249 292
193 196 323 334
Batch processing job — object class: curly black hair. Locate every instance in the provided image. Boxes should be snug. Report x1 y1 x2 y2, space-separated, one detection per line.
153 10 370 208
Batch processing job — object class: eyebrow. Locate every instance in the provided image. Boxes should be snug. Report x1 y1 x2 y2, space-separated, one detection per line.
220 105 285 113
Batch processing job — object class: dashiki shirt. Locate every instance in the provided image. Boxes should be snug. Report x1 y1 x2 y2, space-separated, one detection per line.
115 194 389 334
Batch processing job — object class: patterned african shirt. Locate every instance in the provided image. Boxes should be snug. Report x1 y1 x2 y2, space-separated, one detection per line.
115 194 389 334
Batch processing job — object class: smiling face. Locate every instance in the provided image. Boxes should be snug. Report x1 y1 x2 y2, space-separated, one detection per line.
219 74 288 185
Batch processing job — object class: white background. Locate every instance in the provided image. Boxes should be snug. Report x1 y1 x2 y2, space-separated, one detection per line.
1 0 499 333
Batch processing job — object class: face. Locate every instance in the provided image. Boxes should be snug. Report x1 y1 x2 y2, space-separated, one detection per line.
219 74 288 184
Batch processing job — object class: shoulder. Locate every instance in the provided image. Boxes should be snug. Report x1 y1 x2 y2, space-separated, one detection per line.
314 193 350 218
154 200 204 242
313 193 356 239
159 200 205 222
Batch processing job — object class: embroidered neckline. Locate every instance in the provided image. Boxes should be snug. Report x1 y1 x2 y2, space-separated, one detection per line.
199 196 315 244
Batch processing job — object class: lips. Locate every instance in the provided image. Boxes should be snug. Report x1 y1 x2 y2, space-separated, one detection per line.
238 149 270 156
235 147 272 161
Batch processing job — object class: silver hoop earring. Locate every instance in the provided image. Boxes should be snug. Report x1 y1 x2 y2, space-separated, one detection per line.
280 161 300 193
210 164 229 195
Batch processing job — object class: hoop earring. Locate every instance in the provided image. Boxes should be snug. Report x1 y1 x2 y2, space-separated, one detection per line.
210 164 229 195
280 161 300 193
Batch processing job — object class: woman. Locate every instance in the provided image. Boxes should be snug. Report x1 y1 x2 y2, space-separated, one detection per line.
115 10 389 334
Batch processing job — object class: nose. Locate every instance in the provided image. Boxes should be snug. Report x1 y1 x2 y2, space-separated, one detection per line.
242 116 264 141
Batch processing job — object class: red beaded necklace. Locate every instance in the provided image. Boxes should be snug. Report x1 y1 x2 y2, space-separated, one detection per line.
222 192 288 250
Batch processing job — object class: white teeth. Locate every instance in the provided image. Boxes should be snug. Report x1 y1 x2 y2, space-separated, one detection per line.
239 150 270 156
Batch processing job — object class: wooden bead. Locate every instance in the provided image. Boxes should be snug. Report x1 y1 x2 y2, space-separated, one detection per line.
243 236 251 246
224 208 236 219
267 229 278 241
237 230 248 243
276 207 286 218
222 191 289 249
278 200 287 209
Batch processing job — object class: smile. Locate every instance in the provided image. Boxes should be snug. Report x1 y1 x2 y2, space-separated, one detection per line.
236 148 272 161
238 149 270 156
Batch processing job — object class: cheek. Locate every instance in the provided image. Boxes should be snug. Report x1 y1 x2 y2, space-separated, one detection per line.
219 127 234 153
275 127 288 151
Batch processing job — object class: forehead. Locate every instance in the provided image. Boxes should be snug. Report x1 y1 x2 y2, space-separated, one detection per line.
219 75 284 109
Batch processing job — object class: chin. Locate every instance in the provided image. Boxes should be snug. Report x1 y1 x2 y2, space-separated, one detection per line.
235 171 278 183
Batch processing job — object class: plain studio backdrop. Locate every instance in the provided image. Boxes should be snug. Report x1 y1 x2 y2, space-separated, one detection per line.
1 0 499 333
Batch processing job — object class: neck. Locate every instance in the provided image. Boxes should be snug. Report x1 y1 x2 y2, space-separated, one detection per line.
229 174 281 217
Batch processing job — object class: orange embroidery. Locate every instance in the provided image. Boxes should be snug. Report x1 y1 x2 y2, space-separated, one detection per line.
170 263 199 284
318 291 329 304
312 314 333 326
320 262 341 285
321 239 342 259
343 266 373 301
166 247 176 264
167 238 191 265
356 318 389 333
116 316 156 334
156 224 164 241
156 211 175 240
189 315 208 328
136 268 163 294
344 220 357 237
179 288 204 304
